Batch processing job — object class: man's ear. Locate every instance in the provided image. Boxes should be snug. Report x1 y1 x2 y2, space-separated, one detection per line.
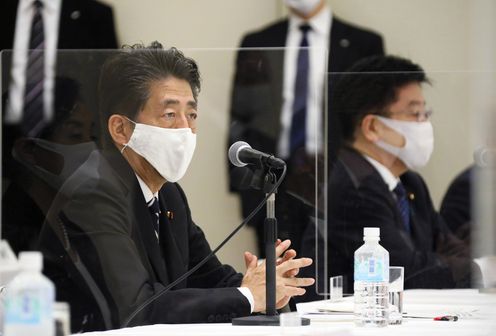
108 115 132 147
360 114 381 142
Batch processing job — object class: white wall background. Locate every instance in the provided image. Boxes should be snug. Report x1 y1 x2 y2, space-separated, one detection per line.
100 0 495 271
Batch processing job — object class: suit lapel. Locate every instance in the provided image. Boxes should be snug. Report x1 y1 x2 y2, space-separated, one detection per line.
340 148 410 233
400 178 425 246
157 196 187 288
329 18 347 73
263 20 287 141
103 149 171 285
131 186 170 285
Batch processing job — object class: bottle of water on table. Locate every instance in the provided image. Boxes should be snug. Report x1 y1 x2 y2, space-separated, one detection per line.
354 227 389 327
4 251 55 336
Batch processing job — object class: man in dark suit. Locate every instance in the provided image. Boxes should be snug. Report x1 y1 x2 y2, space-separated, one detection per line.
440 165 473 244
1 0 118 51
1 0 118 258
299 55 474 300
228 0 384 256
38 42 314 332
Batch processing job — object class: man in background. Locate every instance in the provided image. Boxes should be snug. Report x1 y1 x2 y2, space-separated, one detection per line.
228 0 384 256
1 0 118 181
300 55 474 299
440 165 473 244
2 77 96 255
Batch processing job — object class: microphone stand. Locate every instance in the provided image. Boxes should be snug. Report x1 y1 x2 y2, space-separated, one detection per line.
232 166 310 326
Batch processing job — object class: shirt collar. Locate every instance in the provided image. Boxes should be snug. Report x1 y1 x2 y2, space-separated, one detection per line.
135 174 159 204
363 155 400 191
44 0 60 13
288 4 332 36
20 0 59 12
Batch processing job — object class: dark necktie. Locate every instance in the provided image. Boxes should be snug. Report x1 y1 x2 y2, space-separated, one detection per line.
289 24 311 155
393 182 411 233
23 0 45 137
147 197 161 241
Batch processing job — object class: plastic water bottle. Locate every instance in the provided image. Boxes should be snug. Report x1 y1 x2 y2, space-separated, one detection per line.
4 251 55 336
353 227 389 327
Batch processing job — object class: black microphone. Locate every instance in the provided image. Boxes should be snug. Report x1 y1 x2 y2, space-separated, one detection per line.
228 141 285 169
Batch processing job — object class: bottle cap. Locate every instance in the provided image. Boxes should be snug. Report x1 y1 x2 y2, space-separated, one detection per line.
363 227 380 237
18 251 43 271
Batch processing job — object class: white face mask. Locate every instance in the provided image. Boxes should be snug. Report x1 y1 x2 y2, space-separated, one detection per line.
122 119 196 183
375 116 434 170
284 0 322 15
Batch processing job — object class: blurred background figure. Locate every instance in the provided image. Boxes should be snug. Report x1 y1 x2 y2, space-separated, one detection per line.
1 76 96 255
440 165 473 245
1 0 117 253
228 0 384 256
1 0 118 126
1 0 118 188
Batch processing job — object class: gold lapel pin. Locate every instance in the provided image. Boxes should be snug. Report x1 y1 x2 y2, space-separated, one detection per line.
408 193 415 201
166 211 174 220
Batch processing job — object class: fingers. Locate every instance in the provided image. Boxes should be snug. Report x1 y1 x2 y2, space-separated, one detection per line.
277 257 312 274
281 249 297 262
282 276 315 287
285 268 299 277
276 296 291 309
275 239 291 258
276 249 296 266
244 251 258 269
282 286 307 297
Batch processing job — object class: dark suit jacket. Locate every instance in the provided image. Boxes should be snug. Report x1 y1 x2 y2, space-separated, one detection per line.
1 0 118 51
1 0 118 103
1 0 118 175
298 147 472 300
440 165 473 242
39 148 250 332
228 16 384 255
229 16 384 162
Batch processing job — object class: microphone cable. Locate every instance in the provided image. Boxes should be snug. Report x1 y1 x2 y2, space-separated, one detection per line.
122 164 287 328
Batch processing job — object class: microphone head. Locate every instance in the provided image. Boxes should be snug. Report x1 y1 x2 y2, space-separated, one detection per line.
228 141 252 167
474 146 495 168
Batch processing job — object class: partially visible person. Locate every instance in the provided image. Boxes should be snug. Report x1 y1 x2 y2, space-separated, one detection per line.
299 55 474 300
440 165 473 245
38 43 314 332
1 77 96 255
228 0 384 257
1 0 118 182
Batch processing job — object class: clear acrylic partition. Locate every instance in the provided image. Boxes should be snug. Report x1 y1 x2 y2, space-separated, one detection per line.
0 47 327 331
317 70 496 296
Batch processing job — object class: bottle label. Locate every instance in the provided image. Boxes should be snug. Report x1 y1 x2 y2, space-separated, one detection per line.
354 257 387 281
5 289 48 325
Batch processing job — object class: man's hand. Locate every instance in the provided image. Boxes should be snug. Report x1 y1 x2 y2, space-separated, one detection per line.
241 239 314 312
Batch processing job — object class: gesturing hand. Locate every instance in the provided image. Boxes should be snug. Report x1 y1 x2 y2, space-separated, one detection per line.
241 239 314 312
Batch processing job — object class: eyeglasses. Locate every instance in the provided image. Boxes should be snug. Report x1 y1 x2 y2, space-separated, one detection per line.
388 108 433 122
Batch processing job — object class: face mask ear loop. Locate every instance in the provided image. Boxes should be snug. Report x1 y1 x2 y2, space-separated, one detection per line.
120 116 136 154
120 143 128 154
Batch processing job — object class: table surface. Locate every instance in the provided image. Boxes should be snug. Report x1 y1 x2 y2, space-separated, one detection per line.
77 289 496 336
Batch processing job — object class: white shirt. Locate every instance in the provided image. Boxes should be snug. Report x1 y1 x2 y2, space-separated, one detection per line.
363 155 399 191
135 175 255 313
277 5 331 159
5 0 61 124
